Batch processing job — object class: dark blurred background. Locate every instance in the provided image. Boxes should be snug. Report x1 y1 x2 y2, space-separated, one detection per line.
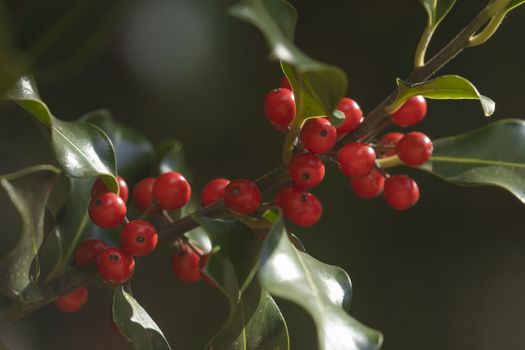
1 0 525 349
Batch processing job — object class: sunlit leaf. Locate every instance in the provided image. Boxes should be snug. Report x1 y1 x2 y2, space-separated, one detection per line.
420 119 525 204
229 0 347 161
259 214 383 350
387 75 495 117
5 76 118 192
196 216 289 350
113 285 172 350
419 0 456 28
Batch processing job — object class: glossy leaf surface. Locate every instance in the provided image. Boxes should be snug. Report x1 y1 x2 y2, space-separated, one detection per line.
259 215 383 350
420 119 525 204
0 165 60 300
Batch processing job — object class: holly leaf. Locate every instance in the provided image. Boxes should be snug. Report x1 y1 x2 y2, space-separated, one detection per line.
420 118 525 204
5 76 119 192
229 0 347 161
259 214 383 350
47 111 156 278
156 139 191 176
0 165 60 301
113 285 172 350
387 75 495 117
82 109 155 185
195 216 289 350
419 0 456 29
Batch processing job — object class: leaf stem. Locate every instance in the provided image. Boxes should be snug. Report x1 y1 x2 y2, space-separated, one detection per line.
414 23 435 68
376 156 403 169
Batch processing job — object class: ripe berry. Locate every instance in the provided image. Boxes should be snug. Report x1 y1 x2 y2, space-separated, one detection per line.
133 178 156 212
334 98 363 135
300 118 337 154
171 245 201 283
224 179 261 215
88 193 127 228
153 171 191 211
281 77 292 90
200 178 230 206
121 220 158 257
396 132 433 166
378 132 404 157
54 287 88 313
91 176 129 202
288 153 325 189
97 247 135 284
350 168 386 199
384 175 420 210
337 142 376 178
274 186 323 227
390 96 427 127
74 239 106 267
264 88 296 131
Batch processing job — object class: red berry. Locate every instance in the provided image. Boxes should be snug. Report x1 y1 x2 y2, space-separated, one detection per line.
88 193 127 228
378 132 404 157
153 171 191 210
350 168 386 199
334 98 363 134
54 287 88 313
300 118 337 154
97 247 135 284
171 245 201 283
390 96 427 127
120 220 158 257
281 77 292 90
133 178 156 212
74 239 106 267
91 176 129 202
384 175 420 210
224 179 261 215
396 132 433 166
337 142 376 178
200 178 230 206
288 153 325 189
264 88 296 131
274 186 323 227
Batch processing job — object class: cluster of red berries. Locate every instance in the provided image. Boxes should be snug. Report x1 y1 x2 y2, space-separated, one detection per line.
54 87 433 313
55 172 192 312
264 78 433 215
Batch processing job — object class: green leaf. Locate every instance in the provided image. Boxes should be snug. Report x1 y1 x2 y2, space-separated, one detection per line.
113 285 172 350
156 139 190 176
229 0 347 161
259 214 383 350
81 109 155 184
419 0 456 28
387 75 495 117
48 111 156 278
0 165 60 300
5 76 118 192
196 216 289 350
420 119 525 204
330 109 345 127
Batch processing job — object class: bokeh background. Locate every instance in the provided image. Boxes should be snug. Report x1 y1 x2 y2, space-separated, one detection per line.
1 0 525 349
